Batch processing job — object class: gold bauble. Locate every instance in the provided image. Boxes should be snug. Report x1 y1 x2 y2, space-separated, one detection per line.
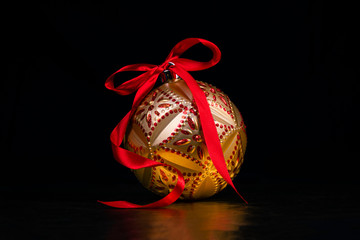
125 77 247 200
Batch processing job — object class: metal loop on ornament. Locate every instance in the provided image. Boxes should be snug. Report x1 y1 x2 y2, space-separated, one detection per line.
158 62 176 83
167 62 175 67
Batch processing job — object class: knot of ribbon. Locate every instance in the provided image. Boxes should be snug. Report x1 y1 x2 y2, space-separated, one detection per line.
99 38 247 208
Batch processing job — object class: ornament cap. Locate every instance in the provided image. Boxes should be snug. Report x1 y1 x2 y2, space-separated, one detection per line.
159 68 181 83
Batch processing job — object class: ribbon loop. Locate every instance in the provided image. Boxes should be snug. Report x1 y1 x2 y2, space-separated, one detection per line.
165 38 221 71
100 38 246 209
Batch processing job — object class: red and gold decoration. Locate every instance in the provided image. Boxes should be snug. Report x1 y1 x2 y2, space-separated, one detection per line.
99 38 247 208
127 77 246 200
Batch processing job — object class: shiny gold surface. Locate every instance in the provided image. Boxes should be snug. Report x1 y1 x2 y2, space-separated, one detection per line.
125 78 247 199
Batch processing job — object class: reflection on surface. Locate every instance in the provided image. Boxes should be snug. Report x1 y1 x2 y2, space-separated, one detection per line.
105 201 249 240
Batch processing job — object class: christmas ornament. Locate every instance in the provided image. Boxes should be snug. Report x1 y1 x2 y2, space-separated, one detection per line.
126 76 247 200
99 38 247 208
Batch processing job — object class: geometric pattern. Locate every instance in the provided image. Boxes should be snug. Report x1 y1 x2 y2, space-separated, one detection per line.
125 77 247 199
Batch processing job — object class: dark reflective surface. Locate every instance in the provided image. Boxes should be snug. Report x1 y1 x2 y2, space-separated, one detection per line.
105 202 249 240
1 183 360 239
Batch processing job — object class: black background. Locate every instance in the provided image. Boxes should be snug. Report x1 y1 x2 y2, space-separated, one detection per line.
2 1 359 197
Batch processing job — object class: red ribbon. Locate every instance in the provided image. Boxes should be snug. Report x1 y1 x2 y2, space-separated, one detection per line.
99 38 247 208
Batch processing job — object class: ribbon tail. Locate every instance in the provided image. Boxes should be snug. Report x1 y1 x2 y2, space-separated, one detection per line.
98 149 185 209
99 74 185 208
173 67 247 204
98 167 185 209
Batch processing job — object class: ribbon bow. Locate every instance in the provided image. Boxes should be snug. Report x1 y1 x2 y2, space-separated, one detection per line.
99 38 247 208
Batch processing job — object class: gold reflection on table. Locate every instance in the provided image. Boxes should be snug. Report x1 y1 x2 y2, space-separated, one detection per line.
105 201 249 240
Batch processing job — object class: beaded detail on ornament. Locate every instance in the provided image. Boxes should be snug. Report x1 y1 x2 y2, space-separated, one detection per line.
125 79 246 200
